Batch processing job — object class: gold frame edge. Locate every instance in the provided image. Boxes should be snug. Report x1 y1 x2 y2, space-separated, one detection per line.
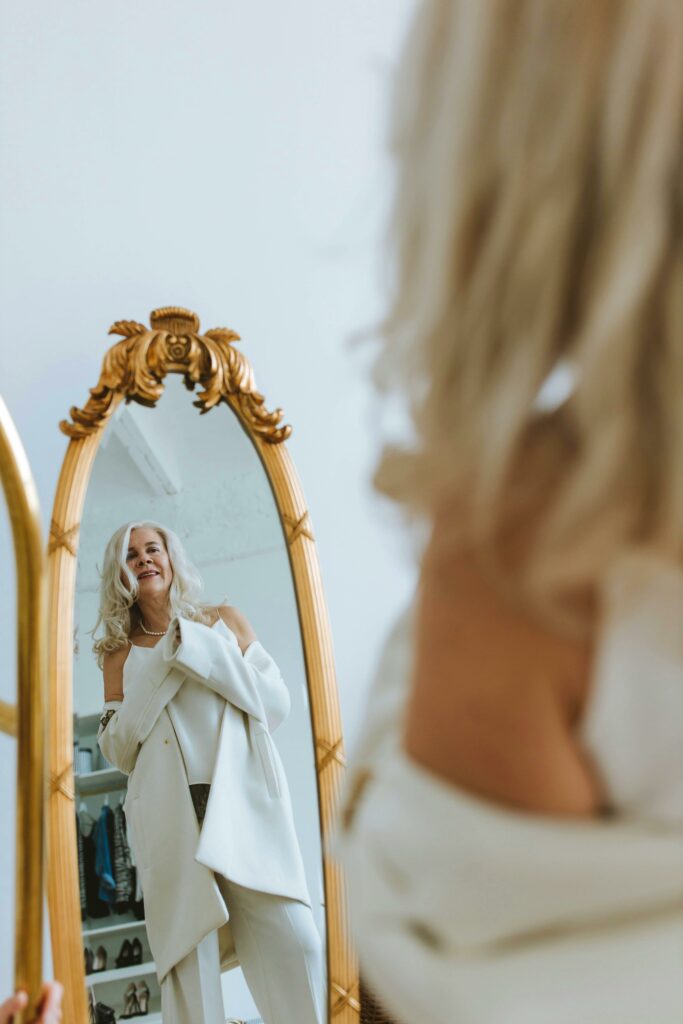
0 396 48 1024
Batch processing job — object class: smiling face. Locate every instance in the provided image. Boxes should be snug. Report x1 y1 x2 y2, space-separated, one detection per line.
125 527 173 600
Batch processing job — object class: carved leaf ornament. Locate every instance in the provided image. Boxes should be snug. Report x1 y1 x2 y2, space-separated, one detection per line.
60 307 291 444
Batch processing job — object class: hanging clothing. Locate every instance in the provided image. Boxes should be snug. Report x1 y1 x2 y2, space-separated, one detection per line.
130 864 145 920
76 812 87 919
94 805 116 904
113 803 134 909
81 820 110 920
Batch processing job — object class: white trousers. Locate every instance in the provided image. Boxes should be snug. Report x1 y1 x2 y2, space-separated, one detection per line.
160 874 325 1024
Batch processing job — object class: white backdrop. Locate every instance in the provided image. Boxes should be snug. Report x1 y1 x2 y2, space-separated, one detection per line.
0 0 418 1005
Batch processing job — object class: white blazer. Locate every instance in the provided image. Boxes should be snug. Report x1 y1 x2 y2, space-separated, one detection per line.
98 616 312 983
331 604 683 1024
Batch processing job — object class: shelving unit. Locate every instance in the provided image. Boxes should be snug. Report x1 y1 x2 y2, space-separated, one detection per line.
83 918 147 940
76 766 127 794
75 711 162 1020
77 711 103 734
86 960 156 986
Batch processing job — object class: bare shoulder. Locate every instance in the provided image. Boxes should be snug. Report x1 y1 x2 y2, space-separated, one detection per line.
102 644 130 702
215 605 258 653
403 548 600 816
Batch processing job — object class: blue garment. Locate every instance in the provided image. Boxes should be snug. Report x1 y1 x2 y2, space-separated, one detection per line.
94 805 116 903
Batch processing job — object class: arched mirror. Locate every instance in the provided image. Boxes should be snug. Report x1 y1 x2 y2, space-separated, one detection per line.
0 397 47 1024
46 308 357 1024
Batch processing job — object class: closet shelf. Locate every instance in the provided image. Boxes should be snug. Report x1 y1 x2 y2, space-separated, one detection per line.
76 767 127 793
86 960 156 985
82 918 146 939
75 711 104 734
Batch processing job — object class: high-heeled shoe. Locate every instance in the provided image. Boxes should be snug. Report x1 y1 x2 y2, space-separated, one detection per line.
119 983 140 1020
84 945 94 975
131 937 143 965
94 1002 116 1024
136 981 150 1015
115 938 133 968
87 985 96 1024
91 945 107 972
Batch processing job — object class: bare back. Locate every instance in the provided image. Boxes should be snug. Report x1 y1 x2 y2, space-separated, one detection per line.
403 546 602 817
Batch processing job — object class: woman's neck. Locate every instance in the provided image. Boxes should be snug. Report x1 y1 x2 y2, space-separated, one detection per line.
135 599 170 633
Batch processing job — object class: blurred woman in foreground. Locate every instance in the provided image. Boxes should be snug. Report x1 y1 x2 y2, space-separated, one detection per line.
333 2 683 1021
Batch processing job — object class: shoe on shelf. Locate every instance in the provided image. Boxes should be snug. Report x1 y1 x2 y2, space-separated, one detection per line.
87 986 96 1024
119 983 140 1020
136 980 150 1015
84 945 94 975
115 938 133 968
131 937 143 965
93 1001 116 1024
91 945 107 973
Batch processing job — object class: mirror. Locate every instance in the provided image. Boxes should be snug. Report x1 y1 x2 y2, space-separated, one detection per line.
0 397 47 1023
46 309 357 1024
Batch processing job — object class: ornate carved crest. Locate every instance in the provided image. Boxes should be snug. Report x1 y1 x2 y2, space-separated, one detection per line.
60 307 291 444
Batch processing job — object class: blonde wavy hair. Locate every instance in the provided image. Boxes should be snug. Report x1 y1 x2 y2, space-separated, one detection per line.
92 520 214 666
373 0 683 610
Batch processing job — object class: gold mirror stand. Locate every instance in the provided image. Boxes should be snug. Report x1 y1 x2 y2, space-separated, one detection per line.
0 396 48 1024
47 308 359 1023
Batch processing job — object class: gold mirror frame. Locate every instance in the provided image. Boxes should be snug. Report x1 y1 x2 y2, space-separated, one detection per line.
0 396 47 1024
46 307 359 1024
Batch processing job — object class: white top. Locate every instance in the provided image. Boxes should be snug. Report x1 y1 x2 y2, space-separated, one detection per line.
580 551 683 825
332 550 683 1023
124 620 228 785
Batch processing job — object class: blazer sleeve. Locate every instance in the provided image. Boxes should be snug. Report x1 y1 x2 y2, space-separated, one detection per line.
162 616 291 733
97 664 185 774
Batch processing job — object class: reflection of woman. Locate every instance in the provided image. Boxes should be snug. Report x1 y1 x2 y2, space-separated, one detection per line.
334 2 683 1022
94 520 324 1024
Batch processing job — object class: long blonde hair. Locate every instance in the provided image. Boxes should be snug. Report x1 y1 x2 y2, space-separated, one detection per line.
92 520 213 666
373 0 683 607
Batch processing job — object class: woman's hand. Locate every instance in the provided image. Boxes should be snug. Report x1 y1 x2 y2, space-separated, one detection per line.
0 982 63 1024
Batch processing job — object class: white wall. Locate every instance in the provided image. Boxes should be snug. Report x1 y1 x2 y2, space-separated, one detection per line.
0 0 418 1001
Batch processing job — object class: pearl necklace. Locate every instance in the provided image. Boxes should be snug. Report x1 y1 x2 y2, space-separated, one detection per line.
139 619 168 637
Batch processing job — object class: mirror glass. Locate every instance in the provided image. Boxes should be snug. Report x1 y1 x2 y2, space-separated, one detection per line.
72 375 326 1023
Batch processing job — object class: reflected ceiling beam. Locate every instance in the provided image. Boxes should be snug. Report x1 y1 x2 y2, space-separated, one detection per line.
111 407 181 496
195 543 285 567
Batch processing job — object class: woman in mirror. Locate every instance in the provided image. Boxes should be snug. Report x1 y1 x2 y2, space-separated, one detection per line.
334 1 683 1022
94 520 324 1024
